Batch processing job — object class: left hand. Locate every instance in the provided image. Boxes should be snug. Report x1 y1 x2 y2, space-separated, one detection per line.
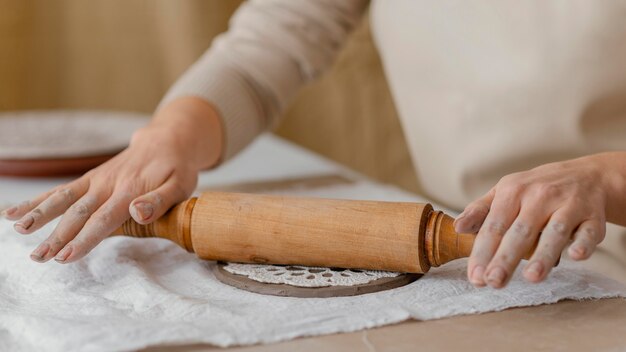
0 97 223 264
454 153 626 289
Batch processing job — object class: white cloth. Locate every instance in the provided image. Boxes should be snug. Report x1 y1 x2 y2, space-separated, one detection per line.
1 191 624 352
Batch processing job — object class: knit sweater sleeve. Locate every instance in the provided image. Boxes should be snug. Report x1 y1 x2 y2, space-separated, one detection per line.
159 0 368 161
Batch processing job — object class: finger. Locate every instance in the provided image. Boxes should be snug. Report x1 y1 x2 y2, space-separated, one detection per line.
483 202 549 289
129 176 191 225
55 191 134 263
523 207 582 283
2 188 58 221
29 192 105 263
455 188 495 234
467 190 521 287
568 219 605 261
14 179 88 234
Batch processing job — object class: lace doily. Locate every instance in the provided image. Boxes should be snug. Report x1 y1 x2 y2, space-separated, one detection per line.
222 263 401 288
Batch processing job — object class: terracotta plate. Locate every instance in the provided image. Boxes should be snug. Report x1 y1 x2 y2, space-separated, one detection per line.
0 110 150 177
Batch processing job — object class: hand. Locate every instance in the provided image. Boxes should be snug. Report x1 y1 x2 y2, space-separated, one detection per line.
2 97 222 264
454 153 626 289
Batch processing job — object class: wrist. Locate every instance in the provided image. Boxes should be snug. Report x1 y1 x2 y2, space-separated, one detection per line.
135 97 224 171
591 152 626 225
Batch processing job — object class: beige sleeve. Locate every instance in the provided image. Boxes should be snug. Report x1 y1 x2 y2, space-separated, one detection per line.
159 0 368 160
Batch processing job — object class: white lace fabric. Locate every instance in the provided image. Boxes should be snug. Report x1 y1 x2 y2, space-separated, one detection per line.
0 218 624 352
223 263 401 287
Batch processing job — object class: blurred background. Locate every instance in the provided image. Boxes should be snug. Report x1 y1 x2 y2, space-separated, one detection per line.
0 0 421 194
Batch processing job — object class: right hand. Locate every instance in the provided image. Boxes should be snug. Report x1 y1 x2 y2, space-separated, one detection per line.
3 97 223 264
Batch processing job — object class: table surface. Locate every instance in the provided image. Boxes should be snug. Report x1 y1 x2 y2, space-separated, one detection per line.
1 134 625 352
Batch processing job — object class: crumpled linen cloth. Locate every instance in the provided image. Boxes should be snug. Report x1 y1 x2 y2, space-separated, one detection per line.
1 218 625 352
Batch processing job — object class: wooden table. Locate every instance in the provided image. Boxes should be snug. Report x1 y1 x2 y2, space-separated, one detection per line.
144 298 626 352
1 134 624 352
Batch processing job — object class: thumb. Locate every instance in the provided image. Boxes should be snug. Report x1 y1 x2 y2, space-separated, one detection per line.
454 187 495 234
129 176 191 225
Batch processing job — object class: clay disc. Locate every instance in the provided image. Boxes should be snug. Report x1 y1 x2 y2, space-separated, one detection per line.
0 110 149 177
213 262 421 298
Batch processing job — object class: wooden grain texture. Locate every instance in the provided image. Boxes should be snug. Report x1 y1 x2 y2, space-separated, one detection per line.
113 191 525 274
425 210 474 267
191 192 430 273
0 0 242 112
111 197 196 252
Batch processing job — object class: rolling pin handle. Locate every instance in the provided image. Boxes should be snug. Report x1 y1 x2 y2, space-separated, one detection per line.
425 210 475 268
111 197 198 253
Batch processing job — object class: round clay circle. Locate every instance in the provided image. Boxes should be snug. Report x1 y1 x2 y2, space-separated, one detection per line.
213 262 421 298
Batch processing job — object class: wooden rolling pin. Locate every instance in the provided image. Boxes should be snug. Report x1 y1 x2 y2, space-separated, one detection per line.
112 192 535 273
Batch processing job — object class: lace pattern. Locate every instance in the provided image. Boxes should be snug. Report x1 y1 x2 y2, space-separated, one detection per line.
223 263 401 287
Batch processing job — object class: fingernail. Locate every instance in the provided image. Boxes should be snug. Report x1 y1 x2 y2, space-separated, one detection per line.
471 266 485 285
132 202 154 221
2 206 17 217
55 246 73 263
30 243 50 262
14 215 34 232
486 267 506 287
571 245 586 258
524 262 543 279
454 216 468 233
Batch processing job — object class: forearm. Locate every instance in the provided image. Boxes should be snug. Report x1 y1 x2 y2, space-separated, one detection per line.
595 151 626 226
159 0 368 161
136 97 224 171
